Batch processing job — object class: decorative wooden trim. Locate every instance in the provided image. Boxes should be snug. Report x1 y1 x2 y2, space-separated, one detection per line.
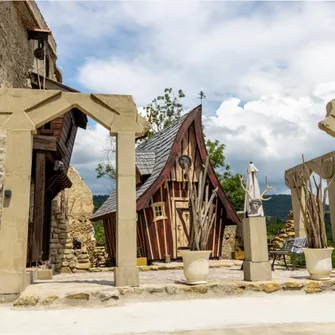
136 105 240 226
143 210 154 259
136 106 201 210
193 111 241 225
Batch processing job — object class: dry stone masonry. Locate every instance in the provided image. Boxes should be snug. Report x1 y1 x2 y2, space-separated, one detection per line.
49 166 106 273
221 225 236 259
272 211 295 249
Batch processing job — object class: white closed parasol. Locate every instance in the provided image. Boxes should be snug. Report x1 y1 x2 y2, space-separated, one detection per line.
240 162 272 218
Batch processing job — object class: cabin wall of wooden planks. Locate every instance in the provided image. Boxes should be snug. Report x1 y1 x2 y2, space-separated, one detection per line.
37 111 78 172
103 123 231 262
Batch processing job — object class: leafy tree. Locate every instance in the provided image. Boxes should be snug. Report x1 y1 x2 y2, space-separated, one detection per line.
144 87 185 138
96 88 185 180
96 136 116 181
205 138 244 211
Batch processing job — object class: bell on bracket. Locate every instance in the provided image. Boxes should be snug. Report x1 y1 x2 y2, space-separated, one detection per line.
34 39 45 60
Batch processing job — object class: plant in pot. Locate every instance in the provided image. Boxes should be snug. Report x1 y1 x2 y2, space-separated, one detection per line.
294 155 334 281
180 156 218 285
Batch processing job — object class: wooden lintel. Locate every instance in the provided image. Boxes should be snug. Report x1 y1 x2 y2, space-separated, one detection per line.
33 135 57 152
32 152 46 262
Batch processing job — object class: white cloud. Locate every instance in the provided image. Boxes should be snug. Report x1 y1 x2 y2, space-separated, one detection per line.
71 121 113 195
203 83 335 194
36 1 335 194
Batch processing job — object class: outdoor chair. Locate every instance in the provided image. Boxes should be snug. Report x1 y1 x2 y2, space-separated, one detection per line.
269 237 307 271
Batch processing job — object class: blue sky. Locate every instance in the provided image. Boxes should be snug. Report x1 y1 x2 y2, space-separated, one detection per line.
37 1 335 195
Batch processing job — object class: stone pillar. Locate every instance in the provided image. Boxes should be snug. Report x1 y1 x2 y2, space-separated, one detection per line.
243 217 272 281
291 187 306 237
0 130 33 294
114 132 139 287
327 178 335 242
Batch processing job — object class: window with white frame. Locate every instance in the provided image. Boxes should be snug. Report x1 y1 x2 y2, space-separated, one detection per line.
151 202 167 222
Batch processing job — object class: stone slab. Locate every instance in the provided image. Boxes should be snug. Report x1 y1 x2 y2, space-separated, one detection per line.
115 266 139 287
243 217 269 262
37 269 53 280
243 261 272 282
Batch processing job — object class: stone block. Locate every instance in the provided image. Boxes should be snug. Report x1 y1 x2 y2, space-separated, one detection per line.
243 217 269 262
243 261 272 282
37 269 53 280
60 267 72 274
50 243 62 249
58 223 68 230
76 263 90 269
115 266 139 287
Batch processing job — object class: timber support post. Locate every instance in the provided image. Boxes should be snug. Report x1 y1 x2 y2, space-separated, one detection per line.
32 151 46 262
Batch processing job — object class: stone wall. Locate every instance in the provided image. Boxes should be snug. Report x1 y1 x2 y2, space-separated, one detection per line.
0 1 57 89
0 1 58 228
49 166 97 273
272 211 295 249
221 225 236 259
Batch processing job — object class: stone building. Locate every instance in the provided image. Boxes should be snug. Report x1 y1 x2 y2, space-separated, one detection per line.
0 1 103 274
49 166 108 273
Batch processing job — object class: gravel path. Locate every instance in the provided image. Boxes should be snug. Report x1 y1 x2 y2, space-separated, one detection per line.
2 293 335 334
40 263 311 286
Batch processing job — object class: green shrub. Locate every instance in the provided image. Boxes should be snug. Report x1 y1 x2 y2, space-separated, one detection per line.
93 220 106 247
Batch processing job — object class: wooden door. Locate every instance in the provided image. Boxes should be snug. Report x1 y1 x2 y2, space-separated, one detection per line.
175 200 190 257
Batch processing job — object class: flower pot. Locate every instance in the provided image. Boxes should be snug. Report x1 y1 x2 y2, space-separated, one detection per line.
302 247 334 281
180 250 212 285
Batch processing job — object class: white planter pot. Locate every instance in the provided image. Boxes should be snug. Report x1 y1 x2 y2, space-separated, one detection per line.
180 250 211 285
302 247 334 281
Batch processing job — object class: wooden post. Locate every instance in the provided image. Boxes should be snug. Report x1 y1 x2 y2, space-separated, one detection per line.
32 151 46 262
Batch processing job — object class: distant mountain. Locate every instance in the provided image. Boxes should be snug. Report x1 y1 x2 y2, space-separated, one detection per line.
93 193 329 222
93 195 109 213
262 194 292 220
263 194 329 221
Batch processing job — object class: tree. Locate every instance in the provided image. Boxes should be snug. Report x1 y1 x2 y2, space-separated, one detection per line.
144 87 185 138
95 136 116 181
96 88 185 180
205 138 244 211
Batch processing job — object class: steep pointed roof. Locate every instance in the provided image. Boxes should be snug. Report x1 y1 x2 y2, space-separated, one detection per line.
91 105 240 225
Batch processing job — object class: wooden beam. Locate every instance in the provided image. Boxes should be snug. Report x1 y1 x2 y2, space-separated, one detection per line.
33 135 57 151
32 151 46 262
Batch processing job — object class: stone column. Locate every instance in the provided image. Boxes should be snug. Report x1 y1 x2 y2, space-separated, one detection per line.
327 178 335 241
0 130 33 294
114 132 139 286
290 187 306 237
243 216 272 281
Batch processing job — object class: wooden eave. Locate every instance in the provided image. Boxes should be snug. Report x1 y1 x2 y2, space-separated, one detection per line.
30 72 88 129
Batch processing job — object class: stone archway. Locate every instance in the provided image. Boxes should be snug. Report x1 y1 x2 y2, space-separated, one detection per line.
0 88 150 294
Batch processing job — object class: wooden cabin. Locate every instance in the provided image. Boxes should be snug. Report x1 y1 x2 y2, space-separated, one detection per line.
91 105 241 262
27 72 87 265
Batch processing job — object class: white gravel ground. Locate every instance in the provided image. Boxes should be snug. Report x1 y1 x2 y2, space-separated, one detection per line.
1 292 335 334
